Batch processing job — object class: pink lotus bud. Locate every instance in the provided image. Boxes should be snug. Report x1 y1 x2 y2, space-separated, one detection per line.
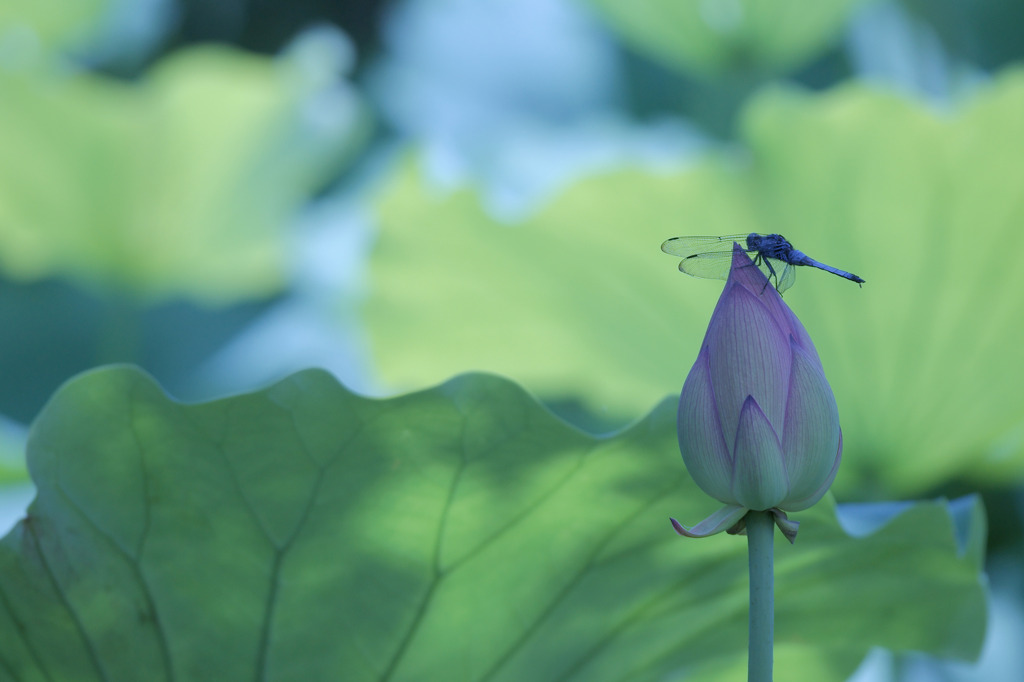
672 244 842 541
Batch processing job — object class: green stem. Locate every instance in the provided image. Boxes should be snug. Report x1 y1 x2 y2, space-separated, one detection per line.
747 510 775 682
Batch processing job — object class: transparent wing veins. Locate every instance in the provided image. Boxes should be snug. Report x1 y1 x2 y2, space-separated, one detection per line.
660 234 752 258
677 252 734 280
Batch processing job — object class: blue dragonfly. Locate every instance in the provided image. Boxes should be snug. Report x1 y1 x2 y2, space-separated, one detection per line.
661 233 865 293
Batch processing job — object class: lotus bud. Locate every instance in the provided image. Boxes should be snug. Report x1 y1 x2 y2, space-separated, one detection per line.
671 244 842 542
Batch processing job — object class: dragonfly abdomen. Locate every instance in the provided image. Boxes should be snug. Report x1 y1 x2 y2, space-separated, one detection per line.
806 258 866 285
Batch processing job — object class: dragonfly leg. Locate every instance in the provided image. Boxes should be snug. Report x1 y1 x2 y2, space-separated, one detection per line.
755 254 777 294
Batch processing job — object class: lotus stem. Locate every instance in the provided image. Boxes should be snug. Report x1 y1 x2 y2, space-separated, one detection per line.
747 510 774 681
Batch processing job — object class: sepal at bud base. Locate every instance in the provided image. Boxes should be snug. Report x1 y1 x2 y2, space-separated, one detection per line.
672 507 800 544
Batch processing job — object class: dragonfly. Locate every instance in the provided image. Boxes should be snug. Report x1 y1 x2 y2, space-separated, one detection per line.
661 233 865 294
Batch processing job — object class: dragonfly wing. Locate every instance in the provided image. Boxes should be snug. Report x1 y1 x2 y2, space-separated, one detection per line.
677 252 733 280
661 234 752 257
777 263 796 293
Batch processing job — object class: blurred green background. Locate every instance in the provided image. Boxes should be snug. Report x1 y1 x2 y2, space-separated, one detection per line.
0 0 1022 679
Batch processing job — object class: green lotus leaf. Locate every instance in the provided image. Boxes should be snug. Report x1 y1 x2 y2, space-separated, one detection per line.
584 0 870 76
0 44 364 304
0 366 985 680
367 70 1024 495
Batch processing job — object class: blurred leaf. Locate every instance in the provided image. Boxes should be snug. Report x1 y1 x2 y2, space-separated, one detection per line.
367 158 715 426
584 0 870 76
0 0 110 61
0 366 984 680
0 43 365 304
732 72 1024 495
367 70 1024 496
